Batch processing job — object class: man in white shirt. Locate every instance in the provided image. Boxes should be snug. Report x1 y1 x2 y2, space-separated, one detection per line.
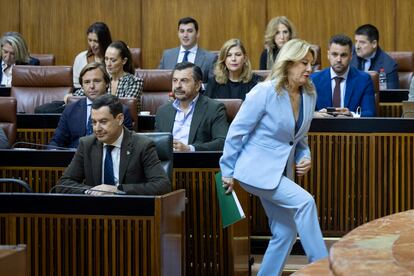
311 34 376 117
158 17 217 84
57 94 171 195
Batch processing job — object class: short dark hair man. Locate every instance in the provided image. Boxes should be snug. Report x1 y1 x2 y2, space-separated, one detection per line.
49 62 133 148
155 62 229 151
57 94 171 195
311 34 376 117
350 24 399 89
158 17 217 83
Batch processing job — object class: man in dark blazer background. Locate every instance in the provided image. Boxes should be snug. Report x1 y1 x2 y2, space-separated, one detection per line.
49 62 132 148
311 34 376 117
57 94 171 195
350 24 399 89
155 62 228 151
158 17 217 84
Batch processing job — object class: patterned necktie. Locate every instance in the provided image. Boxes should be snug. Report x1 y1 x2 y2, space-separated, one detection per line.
182 50 190 62
86 104 93 135
332 77 343 107
104 145 115 185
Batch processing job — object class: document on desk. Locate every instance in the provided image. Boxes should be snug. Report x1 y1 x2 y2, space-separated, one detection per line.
215 172 245 228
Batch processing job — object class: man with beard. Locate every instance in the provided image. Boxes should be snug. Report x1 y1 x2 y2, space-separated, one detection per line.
155 62 228 151
311 34 376 117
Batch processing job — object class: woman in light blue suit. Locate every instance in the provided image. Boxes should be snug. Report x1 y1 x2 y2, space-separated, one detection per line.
220 39 328 275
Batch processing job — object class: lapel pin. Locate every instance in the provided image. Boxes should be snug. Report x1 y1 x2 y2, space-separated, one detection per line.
127 150 131 155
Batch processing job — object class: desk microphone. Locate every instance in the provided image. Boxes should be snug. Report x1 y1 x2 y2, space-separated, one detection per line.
49 184 126 195
11 141 72 151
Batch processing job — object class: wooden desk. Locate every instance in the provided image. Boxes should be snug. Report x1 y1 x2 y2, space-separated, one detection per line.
0 191 185 276
0 151 249 276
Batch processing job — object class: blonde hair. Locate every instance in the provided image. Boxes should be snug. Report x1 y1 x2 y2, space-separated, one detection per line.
267 38 315 95
214 38 253 84
1 33 31 64
264 16 297 69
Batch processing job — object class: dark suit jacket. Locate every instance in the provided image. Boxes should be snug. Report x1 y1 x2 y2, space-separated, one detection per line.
154 94 229 151
351 47 399 89
50 98 133 148
158 47 217 83
0 57 40 84
311 66 376 117
57 128 171 195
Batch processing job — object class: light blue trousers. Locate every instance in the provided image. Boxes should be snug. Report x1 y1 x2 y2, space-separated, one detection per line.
240 176 328 276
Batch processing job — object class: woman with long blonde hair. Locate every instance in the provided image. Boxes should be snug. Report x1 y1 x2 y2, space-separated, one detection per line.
205 38 261 100
259 16 297 70
221 39 327 275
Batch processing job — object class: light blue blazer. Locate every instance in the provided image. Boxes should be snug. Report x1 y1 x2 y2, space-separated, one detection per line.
220 80 316 190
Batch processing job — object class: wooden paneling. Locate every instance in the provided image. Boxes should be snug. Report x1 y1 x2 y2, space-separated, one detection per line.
396 0 414 51
2 0 414 70
269 0 396 69
19 0 141 65
141 0 266 69
0 0 20 35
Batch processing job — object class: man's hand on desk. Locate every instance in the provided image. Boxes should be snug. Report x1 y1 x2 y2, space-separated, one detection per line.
86 184 120 196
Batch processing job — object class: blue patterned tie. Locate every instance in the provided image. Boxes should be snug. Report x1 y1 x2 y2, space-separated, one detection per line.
104 145 115 185
182 50 190 62
86 104 93 135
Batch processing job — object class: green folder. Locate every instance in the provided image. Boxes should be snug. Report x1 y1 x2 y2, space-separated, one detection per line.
215 172 246 228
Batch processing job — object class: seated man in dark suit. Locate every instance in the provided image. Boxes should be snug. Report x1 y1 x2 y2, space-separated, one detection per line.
57 94 170 195
350 24 399 89
1 32 40 86
158 17 217 84
49 62 132 148
0 128 9 149
311 34 376 117
155 62 229 151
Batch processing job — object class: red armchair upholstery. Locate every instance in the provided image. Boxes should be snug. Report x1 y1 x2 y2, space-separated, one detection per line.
30 54 56 65
11 65 72 113
388 51 414 89
135 69 173 115
0 97 17 145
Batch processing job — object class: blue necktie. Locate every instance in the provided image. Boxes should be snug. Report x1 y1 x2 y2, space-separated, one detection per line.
104 145 115 185
182 50 190 62
86 104 93 135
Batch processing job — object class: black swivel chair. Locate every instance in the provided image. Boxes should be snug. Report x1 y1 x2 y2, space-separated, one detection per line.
0 178 33 193
138 132 173 181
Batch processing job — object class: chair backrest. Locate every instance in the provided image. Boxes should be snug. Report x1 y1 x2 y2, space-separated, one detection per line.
310 44 322 71
135 69 173 115
214 98 243 123
130 48 142 69
137 132 173 181
402 101 414 118
67 96 138 131
367 71 379 115
0 97 17 145
252 70 271 80
30 53 56 65
388 51 414 89
11 65 73 113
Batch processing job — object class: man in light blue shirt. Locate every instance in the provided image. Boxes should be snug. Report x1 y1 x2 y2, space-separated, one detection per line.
155 62 228 152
